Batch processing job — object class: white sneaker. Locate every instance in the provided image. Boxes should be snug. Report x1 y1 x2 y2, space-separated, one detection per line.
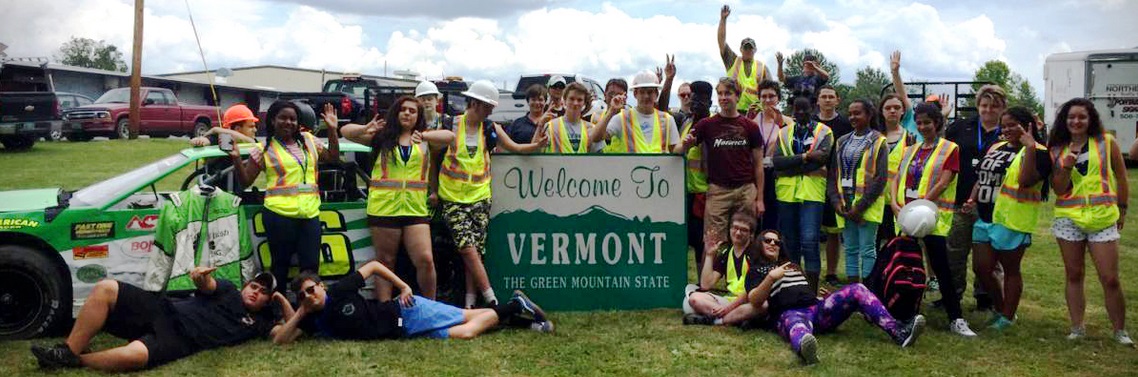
950 318 977 337
1067 326 1086 340
1115 330 1134 346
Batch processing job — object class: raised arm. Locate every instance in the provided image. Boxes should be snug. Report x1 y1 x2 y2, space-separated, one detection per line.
1052 148 1074 196
229 146 262 188
188 266 218 294
718 5 731 66
657 55 676 111
494 122 546 153
776 52 786 83
890 51 911 110
421 129 455 146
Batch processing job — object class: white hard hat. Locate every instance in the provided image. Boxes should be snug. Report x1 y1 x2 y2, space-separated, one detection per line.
898 199 939 238
629 71 661 90
415 81 440 98
461 80 500 107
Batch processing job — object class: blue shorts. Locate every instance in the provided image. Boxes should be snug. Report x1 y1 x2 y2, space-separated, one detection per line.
972 220 1031 251
400 296 465 339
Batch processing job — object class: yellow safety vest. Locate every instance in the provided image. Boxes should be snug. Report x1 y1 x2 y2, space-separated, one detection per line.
727 57 766 111
680 119 708 193
775 122 832 203
544 116 592 154
607 109 673 154
368 142 430 217
595 108 623 154
893 138 959 237
835 134 887 227
992 142 1047 234
438 115 492 204
1052 135 1120 232
884 129 914 204
724 246 749 300
263 132 321 219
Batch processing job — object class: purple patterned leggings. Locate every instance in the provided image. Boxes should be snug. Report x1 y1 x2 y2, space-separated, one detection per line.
777 283 901 351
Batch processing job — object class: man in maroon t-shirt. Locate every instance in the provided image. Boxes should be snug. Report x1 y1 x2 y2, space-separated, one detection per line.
675 77 765 280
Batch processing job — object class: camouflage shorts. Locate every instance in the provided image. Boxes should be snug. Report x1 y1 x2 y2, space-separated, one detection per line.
441 199 492 252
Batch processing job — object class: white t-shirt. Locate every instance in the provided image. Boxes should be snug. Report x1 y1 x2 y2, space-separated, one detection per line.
605 108 680 147
556 118 606 152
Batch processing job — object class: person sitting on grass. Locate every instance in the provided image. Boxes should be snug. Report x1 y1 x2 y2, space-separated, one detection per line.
745 229 925 365
272 260 553 344
683 211 766 326
31 269 287 372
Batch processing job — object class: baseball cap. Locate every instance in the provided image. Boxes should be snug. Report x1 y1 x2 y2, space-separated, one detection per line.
250 272 277 293
925 94 941 103
741 38 756 50
548 75 567 89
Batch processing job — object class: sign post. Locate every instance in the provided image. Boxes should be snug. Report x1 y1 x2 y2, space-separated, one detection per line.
486 155 687 311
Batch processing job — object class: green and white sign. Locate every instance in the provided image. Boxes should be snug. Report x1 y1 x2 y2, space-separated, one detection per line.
487 155 686 311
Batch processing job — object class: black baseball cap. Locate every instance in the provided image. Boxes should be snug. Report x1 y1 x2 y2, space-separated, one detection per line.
251 272 277 292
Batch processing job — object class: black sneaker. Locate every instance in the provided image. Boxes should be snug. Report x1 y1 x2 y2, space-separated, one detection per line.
824 274 841 287
682 313 714 326
894 315 926 347
31 344 81 369
511 290 546 323
975 295 993 312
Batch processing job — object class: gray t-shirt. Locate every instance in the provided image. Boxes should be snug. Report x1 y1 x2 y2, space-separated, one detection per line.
558 118 607 152
605 109 680 149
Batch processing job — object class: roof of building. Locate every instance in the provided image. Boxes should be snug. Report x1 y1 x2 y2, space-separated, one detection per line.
0 61 282 93
157 65 419 87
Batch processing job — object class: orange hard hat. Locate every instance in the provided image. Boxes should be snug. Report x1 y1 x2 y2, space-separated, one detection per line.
222 104 258 128
925 94 941 103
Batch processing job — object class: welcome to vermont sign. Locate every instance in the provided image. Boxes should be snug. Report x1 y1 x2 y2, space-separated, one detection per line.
487 155 686 310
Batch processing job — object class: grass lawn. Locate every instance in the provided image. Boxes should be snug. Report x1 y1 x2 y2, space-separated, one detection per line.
1 139 1137 376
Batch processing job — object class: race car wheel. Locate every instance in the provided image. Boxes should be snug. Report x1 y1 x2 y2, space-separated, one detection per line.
0 246 70 340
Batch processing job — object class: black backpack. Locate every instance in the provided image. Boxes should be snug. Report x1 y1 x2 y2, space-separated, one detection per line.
868 236 927 321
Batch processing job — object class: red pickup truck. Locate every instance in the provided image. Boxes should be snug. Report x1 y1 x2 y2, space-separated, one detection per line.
62 87 220 141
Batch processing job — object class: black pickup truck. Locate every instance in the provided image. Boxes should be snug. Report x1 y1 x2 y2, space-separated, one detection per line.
279 77 469 136
0 92 61 150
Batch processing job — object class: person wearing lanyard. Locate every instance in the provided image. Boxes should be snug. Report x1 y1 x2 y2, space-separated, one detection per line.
962 107 1052 331
826 99 888 284
1046 98 1131 345
333 97 455 301
771 96 834 294
888 103 976 337
231 100 339 293
944 84 1007 312
749 80 792 232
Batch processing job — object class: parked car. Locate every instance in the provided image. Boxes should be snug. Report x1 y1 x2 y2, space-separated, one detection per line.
488 73 608 124
62 87 220 141
0 92 62 150
281 77 469 135
49 92 94 141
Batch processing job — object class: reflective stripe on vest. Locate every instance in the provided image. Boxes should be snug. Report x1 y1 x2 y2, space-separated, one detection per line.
546 116 591 154
438 115 493 203
616 109 670 154
368 142 430 217
727 57 764 110
835 133 887 227
1051 135 1120 232
894 138 958 236
263 132 321 219
992 143 1046 233
681 119 708 193
774 121 830 203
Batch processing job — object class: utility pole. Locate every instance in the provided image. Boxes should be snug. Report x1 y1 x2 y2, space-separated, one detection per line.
128 0 144 139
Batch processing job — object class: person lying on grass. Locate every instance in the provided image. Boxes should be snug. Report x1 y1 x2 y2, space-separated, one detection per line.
32 269 287 372
683 211 767 326
273 260 553 343
745 229 925 365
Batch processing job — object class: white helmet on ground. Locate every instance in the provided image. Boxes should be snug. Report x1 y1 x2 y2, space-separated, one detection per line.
415 81 440 98
629 71 662 90
462 80 500 107
898 199 939 238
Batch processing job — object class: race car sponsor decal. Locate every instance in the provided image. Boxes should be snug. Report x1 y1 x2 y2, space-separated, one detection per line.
72 221 115 240
73 245 109 260
0 218 40 229
77 264 108 283
126 215 159 231
124 239 155 259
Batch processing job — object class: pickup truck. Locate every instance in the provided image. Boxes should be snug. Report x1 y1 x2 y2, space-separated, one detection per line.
488 73 609 124
62 87 220 141
280 77 469 135
0 92 62 150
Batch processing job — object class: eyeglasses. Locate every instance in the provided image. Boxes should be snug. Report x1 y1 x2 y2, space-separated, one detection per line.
762 238 782 246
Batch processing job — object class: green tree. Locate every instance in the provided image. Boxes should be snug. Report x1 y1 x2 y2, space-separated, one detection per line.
972 59 1043 114
55 37 127 72
846 66 891 107
780 48 842 84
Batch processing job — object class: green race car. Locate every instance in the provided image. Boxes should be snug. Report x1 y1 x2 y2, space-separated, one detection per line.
0 142 381 340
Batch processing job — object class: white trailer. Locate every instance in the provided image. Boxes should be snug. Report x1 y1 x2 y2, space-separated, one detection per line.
1045 48 1138 156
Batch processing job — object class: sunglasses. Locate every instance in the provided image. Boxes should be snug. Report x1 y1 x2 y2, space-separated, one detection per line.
762 238 782 246
678 93 691 98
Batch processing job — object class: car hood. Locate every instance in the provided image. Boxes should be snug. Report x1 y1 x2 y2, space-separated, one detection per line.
0 188 60 212
64 104 120 112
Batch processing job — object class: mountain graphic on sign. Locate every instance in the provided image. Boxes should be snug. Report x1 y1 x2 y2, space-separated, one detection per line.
573 205 630 221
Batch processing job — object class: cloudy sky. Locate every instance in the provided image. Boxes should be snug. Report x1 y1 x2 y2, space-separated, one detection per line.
1 0 1135 98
